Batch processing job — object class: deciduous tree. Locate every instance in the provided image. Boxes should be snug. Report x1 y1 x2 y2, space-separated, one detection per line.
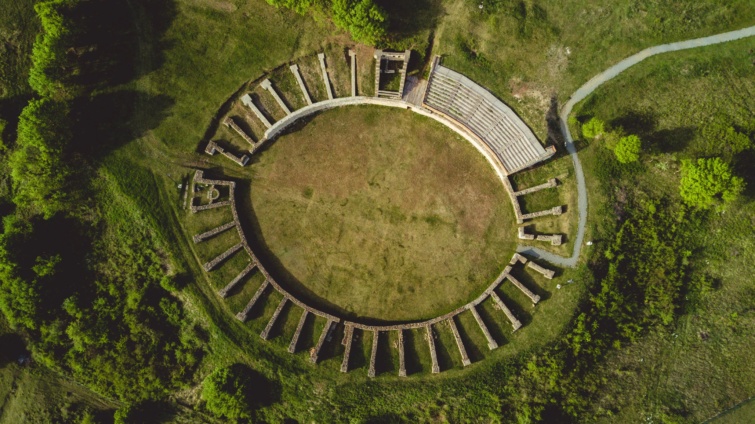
679 157 744 209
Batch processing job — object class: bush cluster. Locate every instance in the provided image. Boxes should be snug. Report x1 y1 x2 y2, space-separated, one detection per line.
0 0 204 410
265 0 387 45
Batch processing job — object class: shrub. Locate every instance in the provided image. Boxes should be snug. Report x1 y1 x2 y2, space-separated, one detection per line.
202 365 256 421
581 117 605 139
331 0 387 45
614 134 641 163
698 117 753 160
8 98 71 217
679 157 745 209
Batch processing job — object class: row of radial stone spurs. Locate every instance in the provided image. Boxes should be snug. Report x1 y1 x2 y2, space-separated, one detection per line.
204 50 361 166
204 48 566 247
189 170 557 377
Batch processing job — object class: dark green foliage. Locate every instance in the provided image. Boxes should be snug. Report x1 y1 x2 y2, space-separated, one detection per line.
262 0 387 45
8 98 71 217
29 0 77 98
679 157 744 209
201 365 255 421
331 0 388 45
505 200 696 421
0 0 203 405
614 134 641 163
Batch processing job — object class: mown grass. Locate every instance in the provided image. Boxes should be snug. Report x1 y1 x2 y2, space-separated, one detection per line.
243 105 517 321
571 38 755 422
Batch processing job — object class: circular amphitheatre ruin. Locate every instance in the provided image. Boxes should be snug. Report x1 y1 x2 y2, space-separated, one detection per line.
187 48 567 377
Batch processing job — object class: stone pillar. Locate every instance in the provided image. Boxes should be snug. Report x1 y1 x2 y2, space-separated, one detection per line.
520 205 563 221
260 78 291 115
289 64 313 105
527 261 556 279
490 291 522 331
241 94 272 128
373 49 382 97
317 53 334 100
448 318 471 367
514 178 558 196
288 310 308 353
368 330 379 378
310 319 334 363
398 330 406 377
507 274 541 304
260 297 287 340
236 280 269 321
348 50 357 97
426 325 440 374
340 324 354 373
469 305 498 350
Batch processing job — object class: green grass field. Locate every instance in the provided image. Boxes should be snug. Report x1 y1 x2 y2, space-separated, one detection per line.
240 105 516 321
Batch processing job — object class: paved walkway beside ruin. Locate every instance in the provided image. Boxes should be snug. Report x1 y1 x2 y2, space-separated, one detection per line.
519 24 755 268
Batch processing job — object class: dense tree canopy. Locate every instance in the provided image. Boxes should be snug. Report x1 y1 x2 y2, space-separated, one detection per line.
331 0 387 45
8 98 71 217
679 157 745 209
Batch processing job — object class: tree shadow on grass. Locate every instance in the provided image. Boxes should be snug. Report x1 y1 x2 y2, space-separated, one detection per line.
64 0 177 90
645 127 696 153
377 0 444 41
734 149 755 199
377 0 444 72
228 363 281 409
0 333 27 366
70 90 175 158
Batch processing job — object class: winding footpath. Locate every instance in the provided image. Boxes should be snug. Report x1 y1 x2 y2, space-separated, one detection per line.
518 25 755 268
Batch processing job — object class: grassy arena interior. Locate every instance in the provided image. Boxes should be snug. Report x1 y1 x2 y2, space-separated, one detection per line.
239 105 516 321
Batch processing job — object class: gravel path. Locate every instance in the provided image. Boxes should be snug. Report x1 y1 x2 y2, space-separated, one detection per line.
518 25 755 268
